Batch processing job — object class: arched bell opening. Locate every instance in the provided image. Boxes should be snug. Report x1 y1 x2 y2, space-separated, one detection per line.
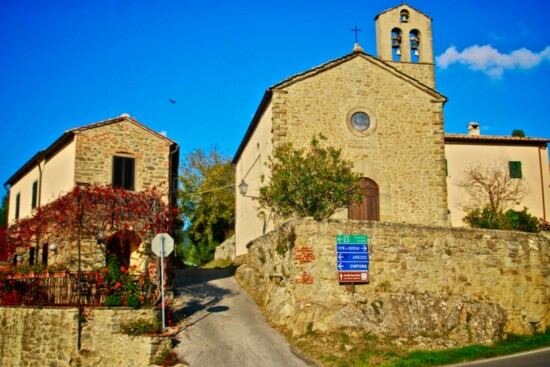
391 28 402 61
410 29 420 63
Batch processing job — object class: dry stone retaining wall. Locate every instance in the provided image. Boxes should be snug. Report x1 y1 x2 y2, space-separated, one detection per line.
236 219 550 347
0 307 170 366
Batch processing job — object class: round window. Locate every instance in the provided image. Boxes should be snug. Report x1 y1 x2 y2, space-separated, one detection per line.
351 111 370 131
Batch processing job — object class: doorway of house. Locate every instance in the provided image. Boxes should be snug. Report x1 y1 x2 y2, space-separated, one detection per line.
348 177 380 221
106 234 131 269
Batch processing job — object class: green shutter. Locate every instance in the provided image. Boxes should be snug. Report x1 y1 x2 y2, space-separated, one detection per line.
509 161 522 179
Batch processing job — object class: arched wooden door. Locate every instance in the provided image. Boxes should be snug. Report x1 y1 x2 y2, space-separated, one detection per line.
348 178 380 221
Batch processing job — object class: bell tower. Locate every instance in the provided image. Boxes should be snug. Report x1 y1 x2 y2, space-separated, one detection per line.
375 3 435 88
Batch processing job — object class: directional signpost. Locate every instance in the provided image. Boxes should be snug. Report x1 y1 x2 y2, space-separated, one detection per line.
152 233 174 330
336 234 369 283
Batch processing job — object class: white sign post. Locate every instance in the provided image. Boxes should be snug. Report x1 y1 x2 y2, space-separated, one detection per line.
152 233 174 330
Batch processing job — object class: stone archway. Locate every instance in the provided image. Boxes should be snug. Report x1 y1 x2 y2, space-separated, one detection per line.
348 177 380 221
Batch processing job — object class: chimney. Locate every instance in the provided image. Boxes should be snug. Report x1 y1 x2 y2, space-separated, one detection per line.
468 122 480 136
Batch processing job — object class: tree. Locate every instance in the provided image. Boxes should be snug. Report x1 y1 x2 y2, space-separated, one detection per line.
179 147 234 265
512 129 526 137
258 134 362 221
458 160 529 229
0 192 7 228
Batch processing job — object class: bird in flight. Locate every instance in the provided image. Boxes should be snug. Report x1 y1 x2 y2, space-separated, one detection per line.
169 99 176 104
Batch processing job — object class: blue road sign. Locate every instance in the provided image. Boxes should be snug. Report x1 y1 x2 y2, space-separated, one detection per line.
337 244 368 253
337 253 369 262
336 235 369 276
337 262 369 271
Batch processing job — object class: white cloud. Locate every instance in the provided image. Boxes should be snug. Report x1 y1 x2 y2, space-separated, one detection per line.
160 130 167 137
436 45 550 78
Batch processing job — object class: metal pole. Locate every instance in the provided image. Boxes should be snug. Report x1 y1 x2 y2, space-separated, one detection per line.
160 235 166 331
77 195 82 350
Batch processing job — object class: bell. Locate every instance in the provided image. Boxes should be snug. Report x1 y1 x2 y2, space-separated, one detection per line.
392 39 400 48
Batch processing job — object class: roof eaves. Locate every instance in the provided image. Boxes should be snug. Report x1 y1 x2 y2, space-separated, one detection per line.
69 116 177 145
444 133 550 145
374 3 432 21
273 51 446 102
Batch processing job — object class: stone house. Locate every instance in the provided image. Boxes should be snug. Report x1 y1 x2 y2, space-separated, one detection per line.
232 3 550 256
3 114 179 270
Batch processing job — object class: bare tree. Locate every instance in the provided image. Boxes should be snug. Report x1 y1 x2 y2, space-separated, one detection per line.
458 160 528 213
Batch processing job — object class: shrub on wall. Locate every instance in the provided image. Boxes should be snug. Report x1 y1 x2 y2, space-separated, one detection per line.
464 206 540 233
258 134 361 221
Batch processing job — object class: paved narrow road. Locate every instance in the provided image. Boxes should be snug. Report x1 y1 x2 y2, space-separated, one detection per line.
446 347 550 367
171 267 311 367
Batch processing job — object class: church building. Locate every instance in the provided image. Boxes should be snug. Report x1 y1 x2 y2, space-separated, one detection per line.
233 3 450 256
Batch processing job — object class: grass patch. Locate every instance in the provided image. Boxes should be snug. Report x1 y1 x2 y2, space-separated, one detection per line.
287 329 550 367
380 331 550 367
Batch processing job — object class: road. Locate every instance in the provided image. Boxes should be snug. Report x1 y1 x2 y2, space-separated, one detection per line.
171 267 311 367
446 347 550 367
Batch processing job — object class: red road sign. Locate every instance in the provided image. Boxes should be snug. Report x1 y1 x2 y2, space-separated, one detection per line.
338 271 369 283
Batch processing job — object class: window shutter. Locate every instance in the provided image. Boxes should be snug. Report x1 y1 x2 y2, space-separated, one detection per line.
113 157 124 188
124 158 135 190
31 181 38 209
509 161 522 179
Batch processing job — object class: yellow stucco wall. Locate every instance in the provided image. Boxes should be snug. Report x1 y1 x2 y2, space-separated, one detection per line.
235 103 274 256
7 141 76 223
41 140 76 205
446 142 550 226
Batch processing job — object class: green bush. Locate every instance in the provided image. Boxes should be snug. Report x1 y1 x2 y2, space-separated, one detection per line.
119 318 161 336
259 134 361 221
464 207 540 233
505 208 540 233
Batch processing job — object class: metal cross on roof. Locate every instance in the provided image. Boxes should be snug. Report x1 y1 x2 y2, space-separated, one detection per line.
350 24 362 43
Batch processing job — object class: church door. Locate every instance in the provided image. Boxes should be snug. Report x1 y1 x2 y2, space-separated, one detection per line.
348 178 380 221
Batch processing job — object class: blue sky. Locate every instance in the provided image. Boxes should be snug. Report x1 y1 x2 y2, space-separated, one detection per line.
1 0 549 196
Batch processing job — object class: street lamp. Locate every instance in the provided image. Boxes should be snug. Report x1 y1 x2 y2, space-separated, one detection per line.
238 180 249 196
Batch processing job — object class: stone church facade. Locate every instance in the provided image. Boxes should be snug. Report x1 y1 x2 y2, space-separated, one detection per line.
233 4 449 256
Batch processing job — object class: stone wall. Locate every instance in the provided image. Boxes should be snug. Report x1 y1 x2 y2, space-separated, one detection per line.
74 118 173 195
0 307 170 366
236 219 550 347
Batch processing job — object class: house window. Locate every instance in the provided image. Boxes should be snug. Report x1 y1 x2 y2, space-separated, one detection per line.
509 161 522 179
113 156 135 190
15 193 20 220
31 180 38 210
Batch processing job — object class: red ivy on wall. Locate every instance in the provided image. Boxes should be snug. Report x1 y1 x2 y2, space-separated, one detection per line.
5 185 177 255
